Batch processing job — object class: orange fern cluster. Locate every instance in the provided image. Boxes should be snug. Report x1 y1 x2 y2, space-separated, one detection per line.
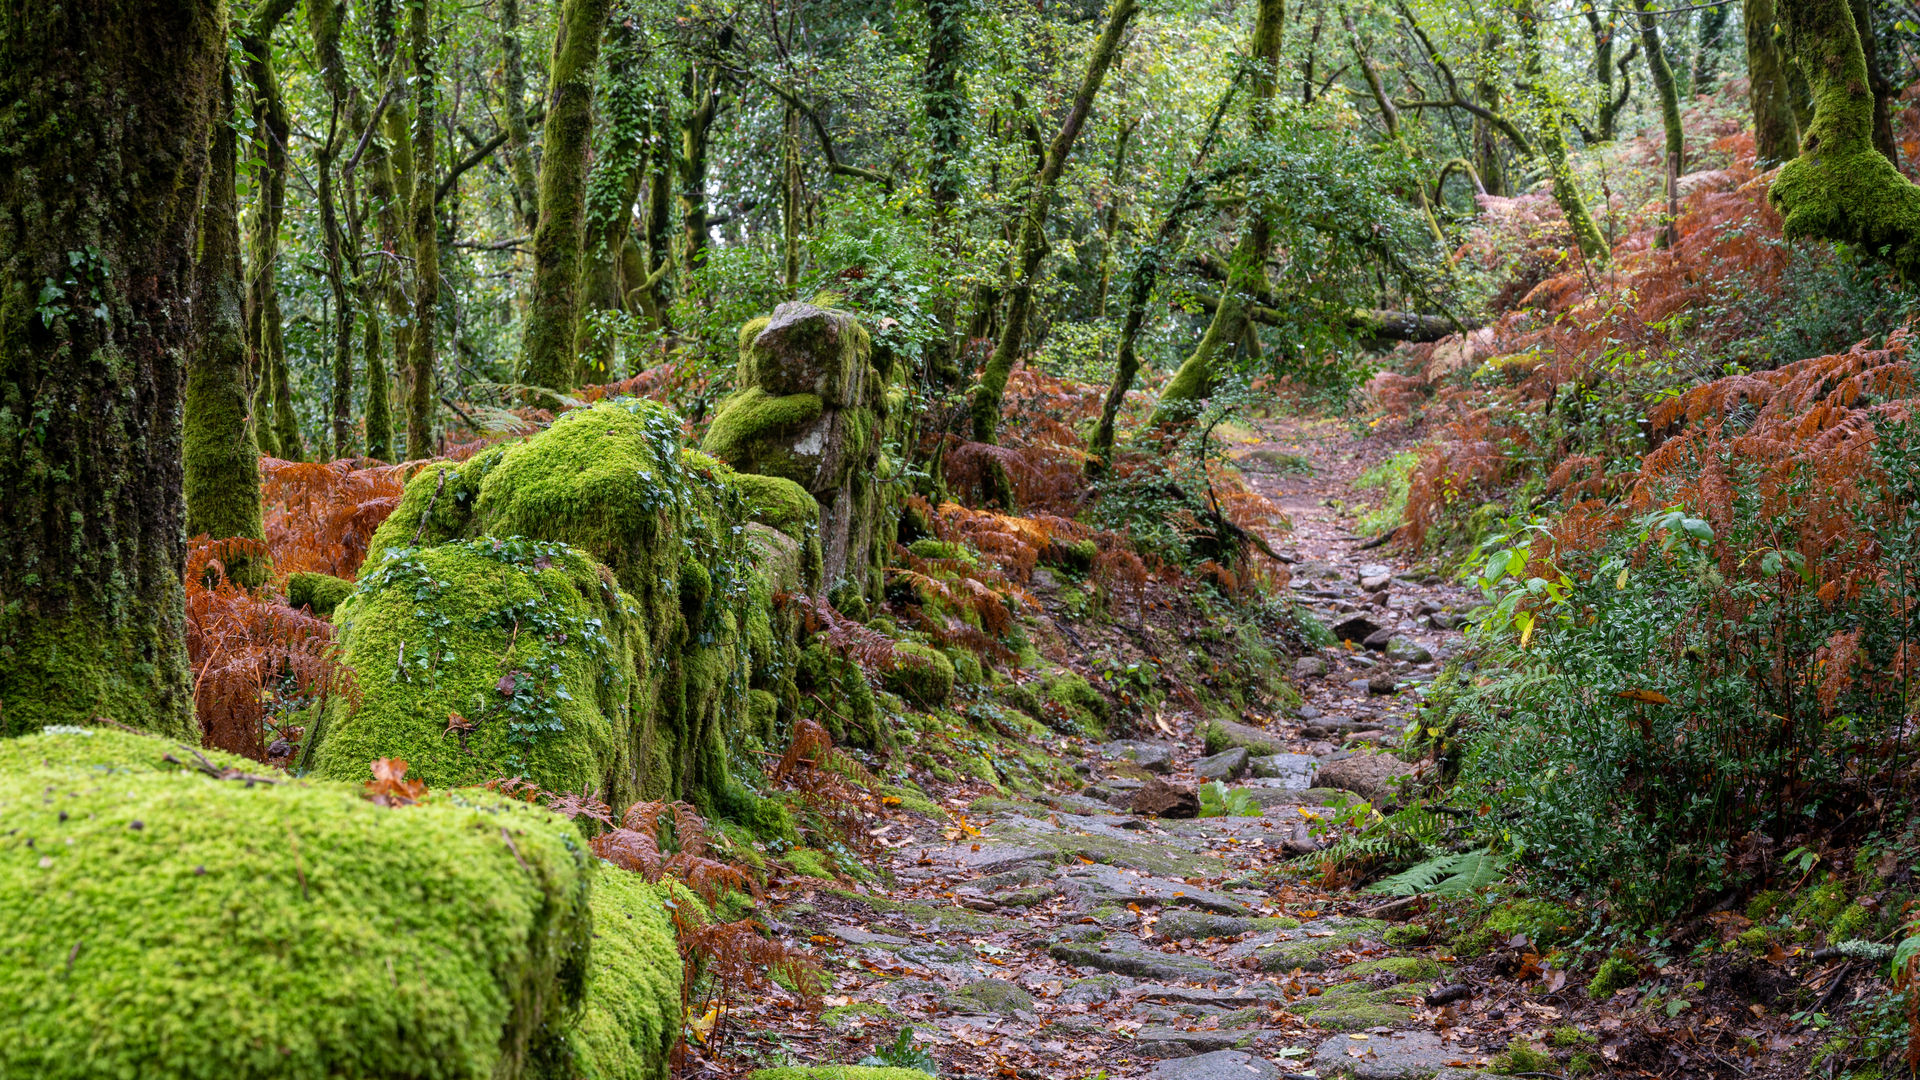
185 537 352 762
261 457 413 578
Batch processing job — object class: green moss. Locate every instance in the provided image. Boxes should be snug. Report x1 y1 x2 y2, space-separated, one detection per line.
1346 956 1444 981
1588 955 1639 999
0 727 255 775
883 643 955 707
1491 1037 1554 1074
730 473 820 536
1287 981 1418 1031
1736 927 1771 954
1746 889 1786 922
1832 903 1870 939
288 571 357 616
1383 924 1431 947
1485 899 1577 949
1549 1025 1596 1048
819 1001 902 1032
0 611 194 739
744 1060 933 1068
0 734 593 1079
1042 538 1098 572
784 847 835 879
308 539 640 802
880 783 942 817
573 871 684 1080
905 539 972 565
1794 878 1849 927
946 649 984 689
700 388 826 485
746 1069 933 1080
1256 920 1389 973
799 642 882 749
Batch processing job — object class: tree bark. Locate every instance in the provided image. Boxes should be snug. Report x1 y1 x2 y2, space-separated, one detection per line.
1514 0 1610 264
1474 34 1509 196
186 63 267 586
518 0 614 394
310 0 359 458
922 0 970 382
969 0 1141 443
1771 0 1920 279
0 0 223 735
242 0 302 461
406 0 440 459
1148 0 1284 427
1635 0 1684 248
1845 0 1899 166
680 63 723 268
1747 0 1802 165
579 9 649 382
499 0 542 233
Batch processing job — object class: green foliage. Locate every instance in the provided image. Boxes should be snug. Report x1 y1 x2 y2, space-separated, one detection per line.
1366 848 1511 897
1197 781 1261 818
1354 451 1419 538
1588 956 1640 999
856 1026 940 1075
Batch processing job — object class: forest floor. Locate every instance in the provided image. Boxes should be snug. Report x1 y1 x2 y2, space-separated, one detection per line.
686 417 1827 1080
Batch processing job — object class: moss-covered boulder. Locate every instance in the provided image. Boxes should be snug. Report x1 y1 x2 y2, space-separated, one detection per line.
322 399 802 814
0 729 599 1079
702 304 896 602
288 570 356 616
306 538 642 802
573 872 685 1080
883 642 955 707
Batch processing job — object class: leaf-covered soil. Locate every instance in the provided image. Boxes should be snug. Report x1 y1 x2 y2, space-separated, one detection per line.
684 418 1829 1080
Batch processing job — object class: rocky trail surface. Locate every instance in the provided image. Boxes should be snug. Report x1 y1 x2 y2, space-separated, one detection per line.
698 420 1577 1079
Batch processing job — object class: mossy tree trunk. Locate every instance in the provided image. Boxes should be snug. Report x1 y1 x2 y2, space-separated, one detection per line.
1771 0 1920 278
1634 0 1684 248
578 10 649 383
499 0 542 234
243 0 303 461
0 0 224 736
1148 0 1283 428
923 0 969 383
1514 0 1610 265
406 0 440 460
517 0 614 395
680 63 724 269
968 0 1140 443
1584 9 1636 143
1472 39 1509 197
1747 0 1802 165
1845 0 1899 167
186 64 268 586
310 0 359 459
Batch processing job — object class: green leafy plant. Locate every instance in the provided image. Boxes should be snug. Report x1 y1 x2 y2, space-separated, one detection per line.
1198 781 1261 818
858 1025 939 1075
1366 848 1511 897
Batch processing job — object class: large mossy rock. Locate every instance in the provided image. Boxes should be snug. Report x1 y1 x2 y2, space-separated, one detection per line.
306 539 642 801
702 303 898 601
0 728 622 1080
572 872 686 1080
311 399 807 813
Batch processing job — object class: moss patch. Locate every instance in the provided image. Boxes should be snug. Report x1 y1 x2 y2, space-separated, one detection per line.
1346 956 1444 981
883 643 955 707
573 870 684 1080
288 571 356 616
0 732 593 1080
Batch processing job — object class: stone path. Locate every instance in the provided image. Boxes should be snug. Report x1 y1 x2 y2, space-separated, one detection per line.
763 418 1506 1079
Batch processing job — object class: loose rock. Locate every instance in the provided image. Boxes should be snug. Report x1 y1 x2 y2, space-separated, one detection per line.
1194 747 1250 781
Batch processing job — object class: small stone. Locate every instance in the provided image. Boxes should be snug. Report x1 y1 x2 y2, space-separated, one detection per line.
946 977 1035 1015
1294 655 1330 678
1248 753 1318 789
1359 574 1392 592
1298 560 1342 580
1367 673 1399 695
1194 747 1250 781
1429 611 1463 630
1296 703 1322 720
1318 753 1425 804
1366 589 1390 606
1147 1050 1283 1080
1384 636 1433 664
1362 628 1395 650
1130 775 1200 818
1312 1030 1464 1079
1098 740 1175 775
1356 562 1393 580
1333 614 1381 643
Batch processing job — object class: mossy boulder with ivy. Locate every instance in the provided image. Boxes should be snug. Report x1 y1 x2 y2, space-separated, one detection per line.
0 729 603 1080
306 539 643 803
340 399 799 813
288 570 356 616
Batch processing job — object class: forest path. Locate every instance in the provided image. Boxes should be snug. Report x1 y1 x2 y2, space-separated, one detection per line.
719 418 1504 1080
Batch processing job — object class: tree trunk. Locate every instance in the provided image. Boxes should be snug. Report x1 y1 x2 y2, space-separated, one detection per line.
1516 0 1610 264
406 0 440 459
0 0 222 736
1693 0 1730 90
680 64 721 268
1771 0 1920 279
500 0 541 233
1747 0 1802 165
518 0 614 394
186 63 267 587
578 10 648 382
243 0 302 461
1148 0 1283 427
1845 0 1899 166
969 0 1141 443
310 0 358 458
1635 0 1684 248
1473 34 1509 197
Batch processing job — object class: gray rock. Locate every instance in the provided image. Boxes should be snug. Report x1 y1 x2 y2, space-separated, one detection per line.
1048 939 1237 982
1207 718 1289 756
1366 673 1399 695
1334 614 1382 643
1298 560 1342 580
827 925 911 946
1059 862 1254 916
1249 753 1318 789
1148 1050 1284 1080
1132 982 1282 1007
1359 574 1392 593
1312 1030 1471 1079
1355 562 1392 579
1362 628 1396 650
1317 753 1423 803
1428 611 1463 630
1153 911 1291 941
1384 637 1433 664
878 977 947 1000
1294 655 1331 678
1135 1026 1250 1058
1194 747 1251 781
1297 703 1322 719
1099 740 1176 774
947 978 1035 1015
1060 973 1134 1004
